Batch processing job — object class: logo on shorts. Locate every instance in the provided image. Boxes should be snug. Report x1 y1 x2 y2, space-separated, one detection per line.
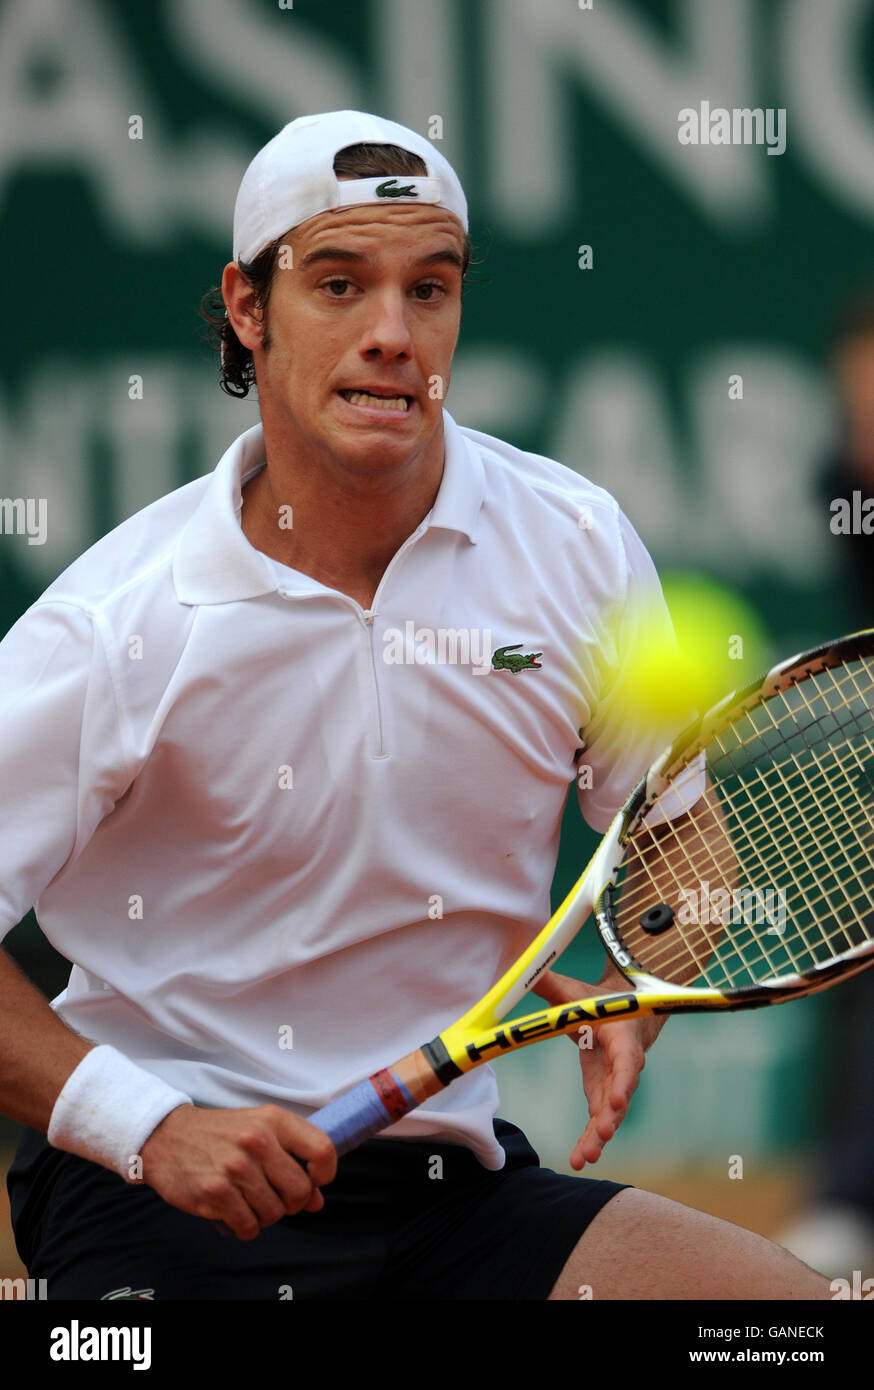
100 1286 155 1301
376 178 418 198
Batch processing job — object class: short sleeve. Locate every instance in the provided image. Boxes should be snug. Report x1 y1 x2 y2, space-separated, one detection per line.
576 512 685 832
0 601 131 941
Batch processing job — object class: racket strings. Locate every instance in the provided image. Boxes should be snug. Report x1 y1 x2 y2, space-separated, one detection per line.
612 654 874 990
618 716 874 974
621 787 874 988
622 733 874 986
662 758 874 980
704 661 874 964
631 753 872 902
624 729 874 957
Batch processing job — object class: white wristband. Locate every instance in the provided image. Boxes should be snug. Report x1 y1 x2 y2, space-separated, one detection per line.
47 1044 193 1180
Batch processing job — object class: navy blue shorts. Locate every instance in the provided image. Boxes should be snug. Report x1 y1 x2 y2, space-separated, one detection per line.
6 1119 629 1300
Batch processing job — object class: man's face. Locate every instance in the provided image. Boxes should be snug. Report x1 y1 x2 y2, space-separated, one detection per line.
230 201 466 476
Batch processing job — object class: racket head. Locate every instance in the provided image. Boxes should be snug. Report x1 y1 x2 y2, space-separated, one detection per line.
595 629 874 1004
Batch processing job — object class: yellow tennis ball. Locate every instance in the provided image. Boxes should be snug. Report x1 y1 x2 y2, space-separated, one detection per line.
607 573 769 735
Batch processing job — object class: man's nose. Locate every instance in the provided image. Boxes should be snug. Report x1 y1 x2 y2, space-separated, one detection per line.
360 290 414 357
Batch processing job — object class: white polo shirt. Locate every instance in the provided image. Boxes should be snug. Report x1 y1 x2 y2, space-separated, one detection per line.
0 408 675 1169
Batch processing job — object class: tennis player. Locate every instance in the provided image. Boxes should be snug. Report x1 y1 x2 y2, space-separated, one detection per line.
1 111 829 1300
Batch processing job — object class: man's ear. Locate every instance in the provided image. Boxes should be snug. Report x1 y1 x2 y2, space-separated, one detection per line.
221 263 265 352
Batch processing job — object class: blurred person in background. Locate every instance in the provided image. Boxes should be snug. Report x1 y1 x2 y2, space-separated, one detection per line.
777 289 874 1277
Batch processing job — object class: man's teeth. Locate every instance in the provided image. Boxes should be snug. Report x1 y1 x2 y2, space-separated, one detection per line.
343 390 410 411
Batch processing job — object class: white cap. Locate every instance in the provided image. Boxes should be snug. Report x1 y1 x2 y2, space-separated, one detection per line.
232 110 468 263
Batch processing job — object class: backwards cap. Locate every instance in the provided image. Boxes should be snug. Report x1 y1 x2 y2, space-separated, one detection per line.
233 110 468 263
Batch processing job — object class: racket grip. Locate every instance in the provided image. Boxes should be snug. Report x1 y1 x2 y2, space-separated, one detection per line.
210 1073 415 1234
307 1073 415 1158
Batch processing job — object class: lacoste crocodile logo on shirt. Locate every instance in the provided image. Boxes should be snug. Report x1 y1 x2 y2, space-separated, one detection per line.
491 644 543 673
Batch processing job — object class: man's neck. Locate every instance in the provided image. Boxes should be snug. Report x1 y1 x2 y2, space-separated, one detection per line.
240 419 445 610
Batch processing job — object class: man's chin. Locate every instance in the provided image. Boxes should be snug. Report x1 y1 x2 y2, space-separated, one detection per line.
331 435 428 474
326 401 439 465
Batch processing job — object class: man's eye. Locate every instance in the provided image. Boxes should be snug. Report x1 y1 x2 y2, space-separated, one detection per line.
320 278 444 299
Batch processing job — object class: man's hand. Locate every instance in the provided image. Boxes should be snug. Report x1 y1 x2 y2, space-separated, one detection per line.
139 1103 337 1240
530 966 665 1171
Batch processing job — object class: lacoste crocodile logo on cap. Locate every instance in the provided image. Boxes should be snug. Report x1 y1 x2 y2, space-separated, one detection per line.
491 644 543 673
375 178 418 198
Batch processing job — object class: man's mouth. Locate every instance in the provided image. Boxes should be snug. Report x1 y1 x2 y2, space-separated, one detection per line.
337 389 412 412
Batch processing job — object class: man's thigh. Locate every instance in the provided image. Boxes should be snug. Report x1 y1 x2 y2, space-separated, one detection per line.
548 1188 831 1300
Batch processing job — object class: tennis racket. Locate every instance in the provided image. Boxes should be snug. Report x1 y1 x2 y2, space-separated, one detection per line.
307 629 874 1157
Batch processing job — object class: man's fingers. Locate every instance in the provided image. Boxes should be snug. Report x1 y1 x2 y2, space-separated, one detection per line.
598 1034 645 1106
530 968 581 1004
583 1106 617 1148
235 1109 336 1218
605 1064 638 1111
569 1017 651 1171
570 1123 611 1171
583 1068 632 1122
199 1178 268 1241
274 1110 337 1187
143 1104 339 1237
211 1156 320 1236
573 1062 643 1168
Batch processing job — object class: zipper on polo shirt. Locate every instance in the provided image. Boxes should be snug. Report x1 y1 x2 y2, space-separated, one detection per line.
358 607 386 757
355 519 428 760
275 522 428 759
274 588 389 757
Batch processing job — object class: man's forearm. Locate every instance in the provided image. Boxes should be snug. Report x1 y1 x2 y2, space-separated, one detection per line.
0 944 94 1131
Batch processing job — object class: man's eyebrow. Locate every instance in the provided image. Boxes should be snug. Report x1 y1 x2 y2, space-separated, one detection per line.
298 246 465 272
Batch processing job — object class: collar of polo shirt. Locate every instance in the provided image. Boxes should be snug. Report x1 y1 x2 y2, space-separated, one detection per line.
172 408 485 605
